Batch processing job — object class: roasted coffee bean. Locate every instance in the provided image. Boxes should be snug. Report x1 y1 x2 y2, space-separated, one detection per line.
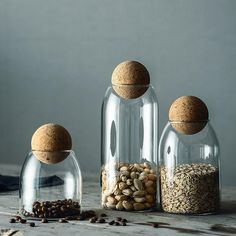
116 217 122 222
89 217 97 223
151 222 159 228
121 222 127 226
97 218 106 223
58 218 68 223
115 222 120 226
29 222 35 227
100 213 107 217
77 215 86 221
41 218 48 223
9 218 16 223
20 219 27 224
15 216 22 221
108 220 115 225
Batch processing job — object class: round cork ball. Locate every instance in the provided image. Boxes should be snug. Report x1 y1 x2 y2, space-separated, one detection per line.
31 123 72 164
169 96 209 135
111 60 150 99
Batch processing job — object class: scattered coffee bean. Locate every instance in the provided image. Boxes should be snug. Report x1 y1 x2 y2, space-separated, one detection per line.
115 222 120 226
15 216 22 221
58 218 68 223
29 222 35 227
121 222 127 226
108 220 115 225
41 218 48 223
77 215 86 221
116 217 122 222
20 219 27 224
151 222 159 228
97 218 106 223
89 217 98 223
100 213 107 217
9 218 16 223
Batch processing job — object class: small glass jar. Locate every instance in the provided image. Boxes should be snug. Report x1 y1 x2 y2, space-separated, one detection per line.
159 120 220 214
19 150 82 218
101 61 158 211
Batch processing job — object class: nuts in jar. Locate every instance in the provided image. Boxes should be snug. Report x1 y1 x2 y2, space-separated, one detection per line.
101 162 157 211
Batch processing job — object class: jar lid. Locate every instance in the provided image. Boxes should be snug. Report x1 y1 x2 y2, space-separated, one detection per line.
111 60 150 99
31 123 72 164
169 96 209 135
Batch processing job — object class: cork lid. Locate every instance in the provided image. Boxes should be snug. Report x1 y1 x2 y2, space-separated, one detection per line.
169 96 209 135
111 60 150 99
31 123 72 164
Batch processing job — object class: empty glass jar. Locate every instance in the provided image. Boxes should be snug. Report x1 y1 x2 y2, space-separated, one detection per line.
159 96 220 214
101 61 158 211
19 124 82 218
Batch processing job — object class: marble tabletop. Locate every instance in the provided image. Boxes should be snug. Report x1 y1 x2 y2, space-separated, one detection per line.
0 164 236 236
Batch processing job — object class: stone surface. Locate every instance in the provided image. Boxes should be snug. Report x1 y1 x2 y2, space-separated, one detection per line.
0 164 236 236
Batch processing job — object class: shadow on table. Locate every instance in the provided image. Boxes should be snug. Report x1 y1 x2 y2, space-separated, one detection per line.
220 200 236 214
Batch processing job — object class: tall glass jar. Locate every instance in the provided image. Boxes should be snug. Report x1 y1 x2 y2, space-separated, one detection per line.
101 61 158 211
159 96 220 214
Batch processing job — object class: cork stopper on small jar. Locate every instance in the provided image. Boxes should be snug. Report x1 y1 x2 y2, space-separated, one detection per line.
31 123 72 164
169 96 209 135
111 60 150 99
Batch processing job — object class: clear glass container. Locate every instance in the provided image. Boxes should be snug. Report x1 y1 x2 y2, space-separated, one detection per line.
159 121 220 214
101 86 158 211
19 150 82 218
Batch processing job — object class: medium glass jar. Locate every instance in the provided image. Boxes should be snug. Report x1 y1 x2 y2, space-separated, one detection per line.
101 61 158 211
159 96 220 215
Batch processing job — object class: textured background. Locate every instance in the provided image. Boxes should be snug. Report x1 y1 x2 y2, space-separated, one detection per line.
0 0 235 185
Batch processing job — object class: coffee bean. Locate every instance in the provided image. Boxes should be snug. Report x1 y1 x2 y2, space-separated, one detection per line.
9 218 16 223
41 218 48 223
20 219 27 224
97 218 106 223
121 219 127 223
115 222 120 226
151 222 159 228
116 217 122 222
108 220 115 225
100 213 107 217
29 222 35 227
89 218 96 223
121 222 127 226
15 216 22 221
58 219 68 223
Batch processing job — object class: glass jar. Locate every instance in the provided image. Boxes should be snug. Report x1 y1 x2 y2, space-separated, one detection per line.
101 83 158 211
159 121 220 214
19 150 82 218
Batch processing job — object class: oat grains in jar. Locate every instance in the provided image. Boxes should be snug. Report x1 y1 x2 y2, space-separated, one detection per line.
159 96 220 215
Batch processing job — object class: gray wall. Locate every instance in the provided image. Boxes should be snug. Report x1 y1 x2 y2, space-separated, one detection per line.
0 0 235 186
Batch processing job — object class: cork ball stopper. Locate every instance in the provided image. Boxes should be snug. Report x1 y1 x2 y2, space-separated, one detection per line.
169 96 209 135
31 123 72 164
111 60 150 99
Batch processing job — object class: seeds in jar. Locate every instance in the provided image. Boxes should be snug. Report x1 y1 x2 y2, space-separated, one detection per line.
101 162 157 211
160 163 220 214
